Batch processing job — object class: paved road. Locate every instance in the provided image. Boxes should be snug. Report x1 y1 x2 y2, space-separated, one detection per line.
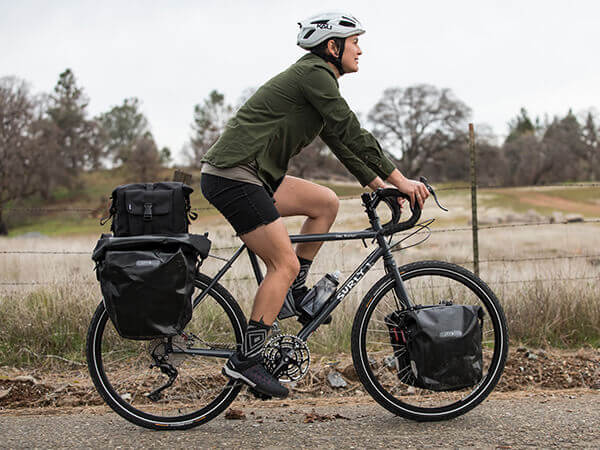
1 391 598 448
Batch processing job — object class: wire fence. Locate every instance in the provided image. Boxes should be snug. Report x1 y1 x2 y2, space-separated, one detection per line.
1 181 599 288
3 181 600 215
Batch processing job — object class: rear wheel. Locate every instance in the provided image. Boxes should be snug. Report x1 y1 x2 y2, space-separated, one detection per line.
352 260 508 421
86 272 246 430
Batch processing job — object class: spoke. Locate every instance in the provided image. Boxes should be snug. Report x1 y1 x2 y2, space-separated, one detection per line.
363 266 502 412
366 340 397 346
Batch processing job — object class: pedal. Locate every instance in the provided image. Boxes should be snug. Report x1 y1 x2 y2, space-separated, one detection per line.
248 386 272 401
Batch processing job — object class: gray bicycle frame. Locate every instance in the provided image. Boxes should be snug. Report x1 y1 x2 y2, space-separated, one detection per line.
177 203 415 359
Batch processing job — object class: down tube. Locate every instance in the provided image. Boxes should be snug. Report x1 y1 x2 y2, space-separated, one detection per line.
297 246 384 341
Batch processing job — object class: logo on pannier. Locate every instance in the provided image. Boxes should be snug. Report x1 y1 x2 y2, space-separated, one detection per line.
439 330 463 338
136 260 160 267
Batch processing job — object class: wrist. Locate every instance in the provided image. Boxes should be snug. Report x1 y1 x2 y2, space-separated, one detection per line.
368 176 386 191
386 169 407 186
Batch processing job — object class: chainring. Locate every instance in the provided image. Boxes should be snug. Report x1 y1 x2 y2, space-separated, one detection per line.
263 334 310 383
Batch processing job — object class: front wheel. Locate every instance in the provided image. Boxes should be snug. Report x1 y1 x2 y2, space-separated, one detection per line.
86 272 246 430
351 261 508 421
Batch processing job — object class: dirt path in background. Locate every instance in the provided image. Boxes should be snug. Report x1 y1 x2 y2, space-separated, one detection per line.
500 190 600 216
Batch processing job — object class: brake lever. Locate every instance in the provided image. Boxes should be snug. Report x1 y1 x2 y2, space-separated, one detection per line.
419 176 449 212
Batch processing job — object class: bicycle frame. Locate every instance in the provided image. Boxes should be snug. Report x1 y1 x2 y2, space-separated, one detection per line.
181 199 416 359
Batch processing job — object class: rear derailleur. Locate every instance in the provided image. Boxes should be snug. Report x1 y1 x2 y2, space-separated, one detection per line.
146 339 180 402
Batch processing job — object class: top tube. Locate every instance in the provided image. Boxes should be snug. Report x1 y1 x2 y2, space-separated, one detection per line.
288 229 377 244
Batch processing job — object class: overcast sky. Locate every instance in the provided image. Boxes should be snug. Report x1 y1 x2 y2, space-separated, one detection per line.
2 0 599 160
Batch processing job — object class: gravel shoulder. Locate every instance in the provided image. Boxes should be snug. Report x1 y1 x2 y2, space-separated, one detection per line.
1 390 599 449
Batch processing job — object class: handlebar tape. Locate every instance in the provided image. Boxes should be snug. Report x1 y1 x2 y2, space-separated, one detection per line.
374 188 422 235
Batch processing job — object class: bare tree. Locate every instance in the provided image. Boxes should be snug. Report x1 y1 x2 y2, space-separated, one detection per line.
0 77 48 234
503 134 544 185
368 84 471 178
186 90 233 168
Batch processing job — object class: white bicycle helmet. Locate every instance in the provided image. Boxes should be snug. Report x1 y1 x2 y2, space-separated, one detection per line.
297 12 365 49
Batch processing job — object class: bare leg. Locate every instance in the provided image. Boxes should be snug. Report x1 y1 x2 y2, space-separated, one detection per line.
239 218 299 325
273 176 340 260
240 177 340 324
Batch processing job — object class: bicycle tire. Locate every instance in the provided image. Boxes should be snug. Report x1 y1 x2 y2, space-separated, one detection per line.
86 272 246 430
351 260 508 421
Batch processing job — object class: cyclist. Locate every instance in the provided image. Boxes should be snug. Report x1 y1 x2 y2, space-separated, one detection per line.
200 11 429 398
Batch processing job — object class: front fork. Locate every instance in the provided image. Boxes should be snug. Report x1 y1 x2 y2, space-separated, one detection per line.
377 233 413 310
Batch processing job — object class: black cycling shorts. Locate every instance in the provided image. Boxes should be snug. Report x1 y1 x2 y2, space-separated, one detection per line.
200 173 281 236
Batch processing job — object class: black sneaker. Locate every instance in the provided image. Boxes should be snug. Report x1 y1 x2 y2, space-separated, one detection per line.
222 352 288 398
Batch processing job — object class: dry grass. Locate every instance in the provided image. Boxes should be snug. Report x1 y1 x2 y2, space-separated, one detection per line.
1 187 599 367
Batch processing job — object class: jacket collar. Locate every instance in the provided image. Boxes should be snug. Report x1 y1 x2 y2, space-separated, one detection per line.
297 53 339 86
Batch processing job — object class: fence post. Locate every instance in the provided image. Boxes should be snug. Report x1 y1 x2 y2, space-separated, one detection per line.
469 123 480 276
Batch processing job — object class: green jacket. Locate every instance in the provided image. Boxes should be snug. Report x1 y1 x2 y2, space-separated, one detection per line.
201 53 396 194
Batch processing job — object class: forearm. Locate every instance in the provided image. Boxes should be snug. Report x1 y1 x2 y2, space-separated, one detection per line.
367 169 407 191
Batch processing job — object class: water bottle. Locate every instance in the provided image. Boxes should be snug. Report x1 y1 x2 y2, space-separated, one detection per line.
299 271 340 319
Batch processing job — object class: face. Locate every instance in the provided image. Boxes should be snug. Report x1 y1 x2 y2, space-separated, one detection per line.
341 35 362 73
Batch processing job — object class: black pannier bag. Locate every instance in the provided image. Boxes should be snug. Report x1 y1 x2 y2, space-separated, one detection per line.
385 304 484 391
104 182 197 237
92 234 211 340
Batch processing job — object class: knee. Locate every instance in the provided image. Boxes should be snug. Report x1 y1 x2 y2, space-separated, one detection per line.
322 188 339 220
269 251 300 282
285 253 301 281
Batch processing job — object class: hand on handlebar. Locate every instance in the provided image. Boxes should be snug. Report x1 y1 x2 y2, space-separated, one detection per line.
392 178 429 210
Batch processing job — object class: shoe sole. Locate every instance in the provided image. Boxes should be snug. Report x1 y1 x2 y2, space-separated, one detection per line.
222 366 288 399
222 365 257 388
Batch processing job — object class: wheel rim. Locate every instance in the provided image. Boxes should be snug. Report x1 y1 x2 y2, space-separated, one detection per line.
359 267 506 416
90 279 243 426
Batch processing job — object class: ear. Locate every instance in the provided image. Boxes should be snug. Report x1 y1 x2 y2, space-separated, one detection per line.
327 39 340 58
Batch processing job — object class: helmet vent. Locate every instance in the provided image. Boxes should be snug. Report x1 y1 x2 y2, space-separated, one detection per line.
338 20 356 28
303 29 315 39
341 16 357 22
310 19 330 24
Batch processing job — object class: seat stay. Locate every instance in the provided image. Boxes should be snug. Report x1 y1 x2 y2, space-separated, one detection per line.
192 244 247 308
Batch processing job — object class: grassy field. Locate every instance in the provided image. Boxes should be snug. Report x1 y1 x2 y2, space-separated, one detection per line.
0 175 599 367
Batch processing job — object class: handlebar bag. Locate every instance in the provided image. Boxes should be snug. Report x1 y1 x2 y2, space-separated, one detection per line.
106 182 196 236
386 304 484 391
92 234 211 340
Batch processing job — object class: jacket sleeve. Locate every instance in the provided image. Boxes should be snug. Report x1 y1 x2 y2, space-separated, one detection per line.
301 66 397 184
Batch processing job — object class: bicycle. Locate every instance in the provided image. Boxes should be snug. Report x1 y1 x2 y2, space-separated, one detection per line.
86 178 508 430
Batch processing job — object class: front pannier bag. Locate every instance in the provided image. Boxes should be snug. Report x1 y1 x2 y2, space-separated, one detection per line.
105 182 197 236
92 234 211 340
385 304 484 391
